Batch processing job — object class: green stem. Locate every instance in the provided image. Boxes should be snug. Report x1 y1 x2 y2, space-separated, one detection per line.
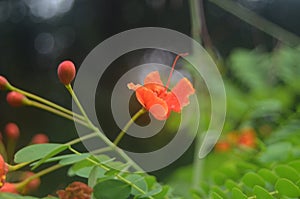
8 162 31 171
69 147 153 199
189 0 202 43
28 100 89 128
17 164 64 190
0 140 7 162
247 191 278 199
209 0 300 45
113 108 146 146
95 127 144 172
192 134 203 189
66 131 99 146
64 84 145 172
65 84 95 129
6 138 16 164
9 85 85 121
189 0 206 189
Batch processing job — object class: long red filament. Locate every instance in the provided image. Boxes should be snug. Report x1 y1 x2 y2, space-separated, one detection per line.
165 53 188 90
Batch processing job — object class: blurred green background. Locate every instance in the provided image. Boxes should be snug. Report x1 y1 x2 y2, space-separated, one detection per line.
0 0 299 197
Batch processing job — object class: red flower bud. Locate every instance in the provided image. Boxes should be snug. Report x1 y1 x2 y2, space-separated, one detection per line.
4 123 20 140
31 133 49 144
0 76 9 90
0 155 8 188
21 172 40 194
6 92 28 107
215 141 231 152
0 183 18 193
57 60 76 85
57 181 92 199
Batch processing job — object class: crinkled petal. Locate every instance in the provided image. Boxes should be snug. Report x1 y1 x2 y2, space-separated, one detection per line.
144 71 163 85
136 86 168 120
144 83 166 95
127 82 142 91
171 78 195 108
164 92 181 113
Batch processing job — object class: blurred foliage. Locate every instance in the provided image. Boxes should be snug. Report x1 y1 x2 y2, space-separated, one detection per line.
166 45 300 198
1 44 299 199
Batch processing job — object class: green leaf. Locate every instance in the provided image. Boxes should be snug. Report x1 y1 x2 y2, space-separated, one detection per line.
229 49 268 90
253 185 274 199
68 158 105 178
152 185 170 199
236 161 257 171
258 168 278 184
211 186 228 199
103 160 128 171
242 172 265 188
59 153 90 165
211 192 223 199
225 179 239 190
274 165 300 182
32 144 68 169
93 179 131 199
139 186 162 198
212 172 227 186
259 142 292 163
30 154 85 166
14 144 64 163
275 178 300 197
144 176 156 189
231 187 247 199
288 160 300 172
88 166 105 188
219 165 239 180
125 174 148 196
104 168 120 176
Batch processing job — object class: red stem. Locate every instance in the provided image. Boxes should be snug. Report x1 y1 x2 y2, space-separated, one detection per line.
165 53 189 90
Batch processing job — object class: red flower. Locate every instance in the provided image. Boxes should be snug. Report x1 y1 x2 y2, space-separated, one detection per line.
0 155 8 188
238 128 256 148
57 60 76 85
215 140 231 152
0 183 18 194
5 122 20 140
128 54 195 120
57 182 92 199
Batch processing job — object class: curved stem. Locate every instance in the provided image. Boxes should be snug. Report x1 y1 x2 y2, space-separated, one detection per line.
66 131 99 146
165 53 188 90
8 162 31 171
9 85 85 121
17 164 64 191
65 84 95 129
28 100 89 128
113 108 146 146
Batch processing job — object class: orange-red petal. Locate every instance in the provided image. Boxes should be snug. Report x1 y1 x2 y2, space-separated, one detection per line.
171 78 195 108
127 82 142 91
136 86 168 120
164 92 181 113
144 71 163 85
